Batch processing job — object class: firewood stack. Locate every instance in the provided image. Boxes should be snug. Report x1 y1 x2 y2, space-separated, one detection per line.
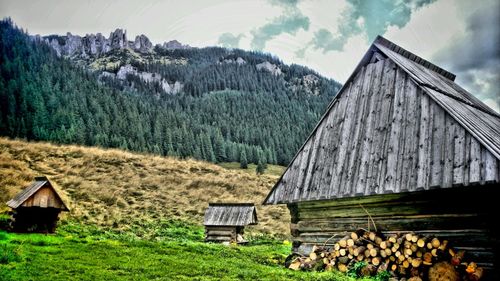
288 229 484 280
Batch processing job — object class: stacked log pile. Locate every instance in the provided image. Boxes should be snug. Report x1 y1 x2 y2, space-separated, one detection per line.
288 229 484 280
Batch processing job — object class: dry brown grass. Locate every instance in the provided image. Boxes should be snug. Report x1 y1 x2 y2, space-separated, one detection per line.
0 138 290 236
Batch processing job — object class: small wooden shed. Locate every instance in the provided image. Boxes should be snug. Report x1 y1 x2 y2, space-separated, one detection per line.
7 176 69 233
264 36 500 275
203 203 258 243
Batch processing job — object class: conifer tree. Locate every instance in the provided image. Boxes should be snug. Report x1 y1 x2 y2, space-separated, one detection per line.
239 148 248 169
256 160 265 175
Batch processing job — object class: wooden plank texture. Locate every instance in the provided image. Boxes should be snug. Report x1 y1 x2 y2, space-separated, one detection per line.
264 52 499 204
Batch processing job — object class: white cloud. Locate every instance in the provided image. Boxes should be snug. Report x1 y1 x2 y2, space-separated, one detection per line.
383 0 465 59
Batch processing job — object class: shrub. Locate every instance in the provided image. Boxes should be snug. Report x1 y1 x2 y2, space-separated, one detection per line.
0 214 10 231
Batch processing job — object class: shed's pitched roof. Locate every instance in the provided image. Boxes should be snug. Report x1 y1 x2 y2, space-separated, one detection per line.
204 203 258 226
374 40 500 158
264 36 500 205
7 176 70 211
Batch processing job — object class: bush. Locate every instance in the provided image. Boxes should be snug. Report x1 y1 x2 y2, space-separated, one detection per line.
0 214 10 231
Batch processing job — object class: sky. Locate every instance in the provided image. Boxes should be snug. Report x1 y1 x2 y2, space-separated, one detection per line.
1 0 498 111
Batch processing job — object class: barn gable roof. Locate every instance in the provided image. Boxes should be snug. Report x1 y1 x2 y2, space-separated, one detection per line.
373 40 500 158
264 36 500 205
204 203 258 226
7 176 70 211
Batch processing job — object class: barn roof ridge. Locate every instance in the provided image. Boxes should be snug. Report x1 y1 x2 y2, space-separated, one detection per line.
208 202 255 206
263 36 500 205
372 36 456 81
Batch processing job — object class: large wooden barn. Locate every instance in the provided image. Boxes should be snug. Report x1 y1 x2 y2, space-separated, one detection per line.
204 203 258 244
264 36 499 273
7 176 69 233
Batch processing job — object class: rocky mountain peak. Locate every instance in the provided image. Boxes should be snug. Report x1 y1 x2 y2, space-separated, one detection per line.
134 34 153 53
109 28 128 49
42 28 157 58
161 40 191 50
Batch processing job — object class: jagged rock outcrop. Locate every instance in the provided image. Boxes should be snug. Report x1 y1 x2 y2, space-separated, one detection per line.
161 40 191 50
111 64 182 94
256 61 282 76
63 32 84 57
81 33 111 56
42 29 154 57
219 57 246 65
289 74 321 96
41 27 193 58
109 28 128 49
133 34 153 53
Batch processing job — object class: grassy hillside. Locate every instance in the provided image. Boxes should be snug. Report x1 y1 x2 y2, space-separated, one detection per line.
0 137 289 237
0 138 386 280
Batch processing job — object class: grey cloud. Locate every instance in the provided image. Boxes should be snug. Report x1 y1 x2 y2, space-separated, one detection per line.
248 0 309 50
311 0 436 53
268 0 299 8
217 0 310 51
433 0 499 112
218 33 244 48
251 12 310 50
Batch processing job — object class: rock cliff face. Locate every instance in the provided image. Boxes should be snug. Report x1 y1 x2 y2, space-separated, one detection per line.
256 61 282 76
160 40 191 50
106 64 183 94
109 28 127 49
134 35 153 53
42 28 184 58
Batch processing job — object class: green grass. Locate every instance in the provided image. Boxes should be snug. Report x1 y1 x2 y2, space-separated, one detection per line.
0 224 363 281
218 162 286 177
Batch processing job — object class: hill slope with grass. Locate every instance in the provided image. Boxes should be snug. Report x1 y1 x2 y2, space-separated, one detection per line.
0 138 387 281
0 137 289 237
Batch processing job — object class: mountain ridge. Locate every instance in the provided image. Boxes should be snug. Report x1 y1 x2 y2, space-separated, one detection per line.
0 18 341 166
37 28 191 58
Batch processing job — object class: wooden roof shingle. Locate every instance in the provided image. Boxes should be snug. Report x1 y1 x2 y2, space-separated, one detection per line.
204 203 258 226
374 41 500 158
264 36 500 205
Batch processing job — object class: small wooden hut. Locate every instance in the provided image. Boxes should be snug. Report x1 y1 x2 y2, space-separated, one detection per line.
203 203 258 243
7 176 69 233
264 36 499 275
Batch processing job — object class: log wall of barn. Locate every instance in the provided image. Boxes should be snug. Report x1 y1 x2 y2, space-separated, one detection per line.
288 186 499 276
205 226 237 243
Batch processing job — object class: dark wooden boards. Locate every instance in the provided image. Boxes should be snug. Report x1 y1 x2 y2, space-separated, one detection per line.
205 226 237 242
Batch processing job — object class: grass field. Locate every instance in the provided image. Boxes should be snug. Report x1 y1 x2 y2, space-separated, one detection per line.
0 222 368 281
218 162 286 177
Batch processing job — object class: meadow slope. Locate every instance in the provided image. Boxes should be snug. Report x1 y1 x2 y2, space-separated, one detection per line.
0 137 290 237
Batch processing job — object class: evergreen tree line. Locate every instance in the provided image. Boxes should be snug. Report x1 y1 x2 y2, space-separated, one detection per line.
0 19 341 166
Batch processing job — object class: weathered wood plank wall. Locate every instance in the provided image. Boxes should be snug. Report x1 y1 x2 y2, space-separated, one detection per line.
20 186 64 209
205 226 237 242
